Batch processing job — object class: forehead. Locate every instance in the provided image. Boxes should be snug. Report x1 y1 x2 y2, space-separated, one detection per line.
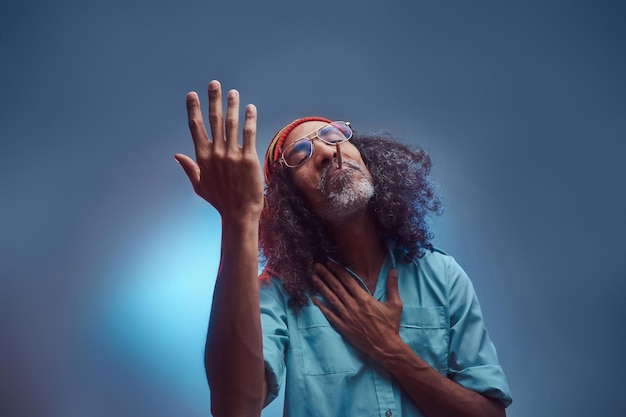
284 121 328 147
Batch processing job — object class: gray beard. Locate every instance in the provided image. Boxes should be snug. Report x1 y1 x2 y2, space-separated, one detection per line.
315 162 375 224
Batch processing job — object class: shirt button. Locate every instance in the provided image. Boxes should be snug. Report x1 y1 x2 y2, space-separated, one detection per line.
385 411 392 417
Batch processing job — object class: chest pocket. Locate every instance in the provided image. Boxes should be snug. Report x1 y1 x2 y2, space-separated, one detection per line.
296 305 362 376
399 306 449 372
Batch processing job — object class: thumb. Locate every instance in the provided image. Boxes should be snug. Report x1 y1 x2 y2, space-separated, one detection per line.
174 153 201 187
385 269 401 307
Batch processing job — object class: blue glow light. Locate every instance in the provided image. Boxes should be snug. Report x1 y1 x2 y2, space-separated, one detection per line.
87 205 222 410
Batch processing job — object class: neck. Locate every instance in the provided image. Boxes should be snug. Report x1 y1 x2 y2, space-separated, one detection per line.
329 209 387 293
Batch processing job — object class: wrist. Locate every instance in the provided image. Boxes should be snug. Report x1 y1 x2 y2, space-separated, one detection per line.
220 213 260 250
221 211 261 230
375 337 428 372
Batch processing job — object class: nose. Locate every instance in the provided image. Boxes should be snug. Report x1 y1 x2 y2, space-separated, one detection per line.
311 140 338 170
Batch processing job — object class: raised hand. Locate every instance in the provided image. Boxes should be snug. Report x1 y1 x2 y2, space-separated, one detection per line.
175 80 264 223
178 81 267 416
311 262 403 361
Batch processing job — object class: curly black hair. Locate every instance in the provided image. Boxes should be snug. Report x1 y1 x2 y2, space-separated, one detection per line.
259 131 443 310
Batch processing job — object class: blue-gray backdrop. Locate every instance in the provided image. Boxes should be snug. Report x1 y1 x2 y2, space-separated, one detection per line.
1 1 625 416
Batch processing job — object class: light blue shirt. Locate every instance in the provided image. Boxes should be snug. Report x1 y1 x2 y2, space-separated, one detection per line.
259 247 512 417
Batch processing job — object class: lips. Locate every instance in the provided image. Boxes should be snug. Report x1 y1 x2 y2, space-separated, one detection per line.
326 163 350 183
328 165 343 180
320 161 362 193
330 161 359 178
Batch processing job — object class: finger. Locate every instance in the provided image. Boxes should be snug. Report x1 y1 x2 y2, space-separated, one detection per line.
186 92 210 158
311 297 343 328
174 153 201 189
225 89 240 151
314 264 353 306
311 272 349 317
325 261 364 299
207 80 224 144
242 104 257 153
385 269 402 307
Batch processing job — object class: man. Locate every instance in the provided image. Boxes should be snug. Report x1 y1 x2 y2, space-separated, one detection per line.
175 80 512 417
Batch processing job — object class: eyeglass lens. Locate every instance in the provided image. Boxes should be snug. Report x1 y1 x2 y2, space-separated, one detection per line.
282 122 352 167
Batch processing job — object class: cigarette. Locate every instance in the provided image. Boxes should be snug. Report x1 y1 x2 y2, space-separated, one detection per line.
336 142 343 169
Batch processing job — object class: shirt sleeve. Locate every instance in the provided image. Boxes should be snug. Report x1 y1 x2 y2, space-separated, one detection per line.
446 257 513 407
258 278 290 407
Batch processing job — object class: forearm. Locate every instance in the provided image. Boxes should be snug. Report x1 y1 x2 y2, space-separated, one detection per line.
205 216 266 417
377 340 505 417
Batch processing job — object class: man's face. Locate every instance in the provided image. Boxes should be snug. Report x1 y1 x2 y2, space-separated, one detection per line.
283 121 374 223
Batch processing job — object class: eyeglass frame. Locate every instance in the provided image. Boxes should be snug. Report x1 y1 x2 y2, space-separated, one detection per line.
279 121 353 168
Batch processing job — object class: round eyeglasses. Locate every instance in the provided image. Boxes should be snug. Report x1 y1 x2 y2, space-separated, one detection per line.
280 121 353 168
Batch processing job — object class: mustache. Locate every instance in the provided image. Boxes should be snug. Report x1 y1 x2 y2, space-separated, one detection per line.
318 161 362 192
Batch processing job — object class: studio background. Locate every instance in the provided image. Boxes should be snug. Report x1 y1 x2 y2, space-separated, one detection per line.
1 1 624 416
